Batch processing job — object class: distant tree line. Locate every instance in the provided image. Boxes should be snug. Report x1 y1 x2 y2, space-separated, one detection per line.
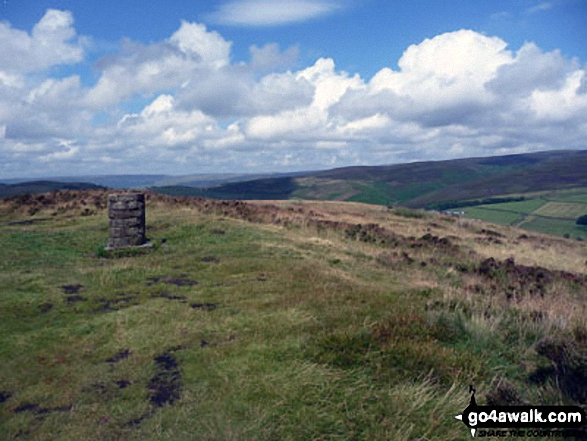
426 196 527 211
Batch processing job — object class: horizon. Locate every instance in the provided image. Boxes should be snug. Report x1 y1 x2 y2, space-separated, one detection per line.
1 1 587 178
2 147 585 184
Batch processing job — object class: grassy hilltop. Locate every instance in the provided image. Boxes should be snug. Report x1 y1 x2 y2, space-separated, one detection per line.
1 191 586 440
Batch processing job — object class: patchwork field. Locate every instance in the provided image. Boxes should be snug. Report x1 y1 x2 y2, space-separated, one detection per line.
462 189 587 239
1 191 586 440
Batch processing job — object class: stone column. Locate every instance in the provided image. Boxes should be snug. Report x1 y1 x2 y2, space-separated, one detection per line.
106 193 147 250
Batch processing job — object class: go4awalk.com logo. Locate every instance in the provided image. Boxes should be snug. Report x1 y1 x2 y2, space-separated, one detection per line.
455 386 586 438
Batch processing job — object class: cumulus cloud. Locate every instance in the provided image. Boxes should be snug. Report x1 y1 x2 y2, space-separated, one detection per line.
85 22 232 108
0 9 84 74
487 43 575 96
175 59 314 118
0 10 586 178
249 43 299 72
116 94 221 149
245 58 363 140
208 0 341 26
169 21 232 69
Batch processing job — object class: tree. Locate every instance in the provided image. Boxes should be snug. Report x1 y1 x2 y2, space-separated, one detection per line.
576 214 587 225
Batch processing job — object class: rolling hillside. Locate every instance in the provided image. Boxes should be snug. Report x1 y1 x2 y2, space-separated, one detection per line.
150 150 587 238
151 150 587 208
0 181 106 199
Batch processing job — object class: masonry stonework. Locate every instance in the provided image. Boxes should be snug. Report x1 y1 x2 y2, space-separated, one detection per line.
106 193 147 250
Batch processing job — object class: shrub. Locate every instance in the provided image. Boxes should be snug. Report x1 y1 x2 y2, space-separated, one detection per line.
576 214 587 225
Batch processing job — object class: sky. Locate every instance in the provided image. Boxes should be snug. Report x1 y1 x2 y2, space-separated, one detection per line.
1 0 586 178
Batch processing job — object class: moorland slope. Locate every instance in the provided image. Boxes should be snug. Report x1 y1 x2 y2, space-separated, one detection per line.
0 191 586 440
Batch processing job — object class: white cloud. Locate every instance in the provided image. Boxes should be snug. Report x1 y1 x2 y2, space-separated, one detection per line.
490 11 512 20
38 142 80 162
169 21 232 69
245 58 363 140
366 30 513 116
1 11 586 178
209 0 341 26
527 2 552 13
175 65 314 118
487 43 574 96
249 43 299 72
85 22 232 108
112 94 251 161
529 70 587 121
0 9 84 74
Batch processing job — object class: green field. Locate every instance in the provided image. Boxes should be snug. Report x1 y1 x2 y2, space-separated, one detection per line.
462 207 523 225
463 189 587 238
518 217 587 239
533 201 587 219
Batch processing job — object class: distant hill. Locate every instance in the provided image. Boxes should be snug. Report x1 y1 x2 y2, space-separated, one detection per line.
153 177 298 200
0 181 106 199
0 172 309 190
0 175 168 189
151 150 587 208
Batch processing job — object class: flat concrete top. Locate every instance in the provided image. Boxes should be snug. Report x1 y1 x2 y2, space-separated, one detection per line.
108 193 145 202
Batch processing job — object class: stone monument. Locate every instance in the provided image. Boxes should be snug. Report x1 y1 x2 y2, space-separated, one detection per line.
106 193 148 250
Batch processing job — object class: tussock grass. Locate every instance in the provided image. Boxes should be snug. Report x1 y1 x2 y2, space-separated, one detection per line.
1 192 586 440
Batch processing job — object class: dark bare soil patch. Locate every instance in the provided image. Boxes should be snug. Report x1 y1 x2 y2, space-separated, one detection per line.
86 379 132 396
115 379 131 389
106 349 131 364
201 256 220 263
211 229 226 235
150 292 188 302
125 412 151 427
480 228 505 238
86 382 109 395
148 352 182 408
92 303 117 313
92 295 138 313
108 295 136 304
39 303 53 313
190 303 217 311
66 295 85 304
146 276 198 287
14 403 71 415
61 284 83 294
145 276 160 286
0 391 12 403
5 218 50 226
475 236 504 245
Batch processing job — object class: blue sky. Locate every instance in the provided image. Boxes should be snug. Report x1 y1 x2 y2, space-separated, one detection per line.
1 0 586 177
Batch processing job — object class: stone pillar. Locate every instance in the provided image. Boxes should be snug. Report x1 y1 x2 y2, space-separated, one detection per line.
106 193 147 250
